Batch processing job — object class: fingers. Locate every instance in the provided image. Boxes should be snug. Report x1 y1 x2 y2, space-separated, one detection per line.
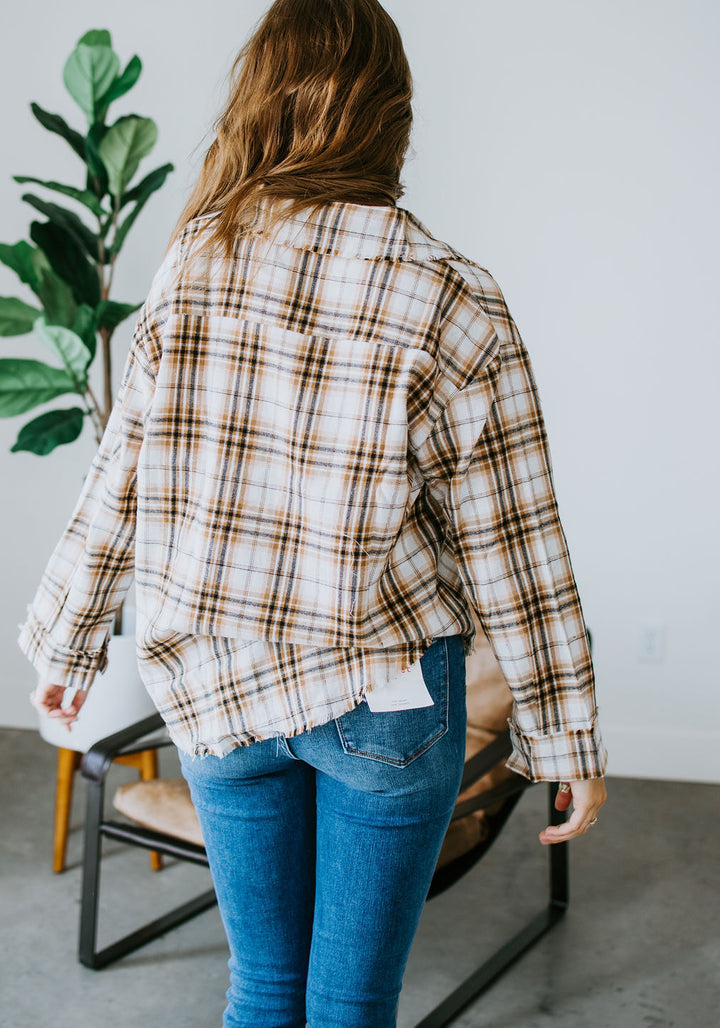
66 690 87 719
539 808 597 845
29 684 64 715
554 783 573 812
539 778 607 845
29 683 86 732
49 711 78 732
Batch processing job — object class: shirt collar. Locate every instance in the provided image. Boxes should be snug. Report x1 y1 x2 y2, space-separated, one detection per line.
241 199 458 263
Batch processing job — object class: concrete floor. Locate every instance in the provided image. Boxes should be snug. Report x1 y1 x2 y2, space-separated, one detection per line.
0 727 717 1028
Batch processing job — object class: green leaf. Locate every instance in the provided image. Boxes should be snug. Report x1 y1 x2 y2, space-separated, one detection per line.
120 161 173 208
85 122 109 198
0 241 40 293
0 245 77 325
0 359 75 417
110 201 143 256
0 296 44 336
112 164 174 255
34 317 92 389
77 29 113 48
98 55 142 110
63 43 120 123
21 194 99 262
30 103 86 161
99 116 158 197
72 304 97 361
112 166 174 257
34 254 77 327
13 176 105 218
96 299 142 331
30 221 100 308
11 406 85 455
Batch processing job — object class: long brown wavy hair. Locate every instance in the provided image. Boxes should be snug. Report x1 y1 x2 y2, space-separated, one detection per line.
167 0 413 259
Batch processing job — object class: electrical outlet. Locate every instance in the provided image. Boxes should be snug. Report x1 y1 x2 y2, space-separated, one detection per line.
638 620 666 662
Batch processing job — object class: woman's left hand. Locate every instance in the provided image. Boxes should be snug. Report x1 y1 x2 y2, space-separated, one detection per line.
538 777 607 845
29 681 87 732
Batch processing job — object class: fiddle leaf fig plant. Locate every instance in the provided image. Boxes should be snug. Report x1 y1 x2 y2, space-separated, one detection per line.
0 29 173 455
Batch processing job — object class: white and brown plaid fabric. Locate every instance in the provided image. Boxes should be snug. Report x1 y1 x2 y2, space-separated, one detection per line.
18 201 607 780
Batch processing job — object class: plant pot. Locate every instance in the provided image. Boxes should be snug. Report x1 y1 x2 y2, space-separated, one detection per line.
36 632 157 753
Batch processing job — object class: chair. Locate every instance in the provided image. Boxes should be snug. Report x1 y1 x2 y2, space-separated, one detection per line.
78 630 569 1028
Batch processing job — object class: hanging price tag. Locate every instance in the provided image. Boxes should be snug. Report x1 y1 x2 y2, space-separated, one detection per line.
365 660 434 712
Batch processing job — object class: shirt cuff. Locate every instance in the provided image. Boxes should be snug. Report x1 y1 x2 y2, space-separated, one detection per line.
504 710 608 783
17 608 109 691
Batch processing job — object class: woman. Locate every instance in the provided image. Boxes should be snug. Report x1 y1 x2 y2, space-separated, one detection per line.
22 1 607 1025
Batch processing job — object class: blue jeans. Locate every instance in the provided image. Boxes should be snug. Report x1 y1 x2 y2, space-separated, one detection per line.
179 635 467 1028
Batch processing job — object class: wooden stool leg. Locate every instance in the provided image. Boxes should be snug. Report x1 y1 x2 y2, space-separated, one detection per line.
140 749 162 871
53 748 81 873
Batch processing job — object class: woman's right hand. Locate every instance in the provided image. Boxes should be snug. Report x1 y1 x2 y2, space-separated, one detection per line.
29 680 87 732
538 777 607 845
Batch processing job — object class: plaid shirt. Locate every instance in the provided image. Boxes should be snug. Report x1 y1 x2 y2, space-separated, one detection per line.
18 201 607 781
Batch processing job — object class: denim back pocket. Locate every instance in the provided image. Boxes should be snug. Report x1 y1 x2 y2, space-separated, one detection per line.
334 638 450 767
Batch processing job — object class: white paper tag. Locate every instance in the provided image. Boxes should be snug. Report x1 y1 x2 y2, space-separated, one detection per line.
365 660 434 712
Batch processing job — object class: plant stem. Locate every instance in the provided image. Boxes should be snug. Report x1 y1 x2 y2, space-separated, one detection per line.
84 383 104 443
96 208 109 298
105 192 122 298
94 193 124 430
100 324 113 425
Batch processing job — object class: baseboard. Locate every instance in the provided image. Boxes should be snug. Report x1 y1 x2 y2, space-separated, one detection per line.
602 724 720 784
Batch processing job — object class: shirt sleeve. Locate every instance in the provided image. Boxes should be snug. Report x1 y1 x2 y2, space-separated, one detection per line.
16 248 176 691
418 279 608 783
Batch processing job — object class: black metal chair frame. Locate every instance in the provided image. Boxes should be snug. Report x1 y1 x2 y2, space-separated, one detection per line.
79 713 569 1028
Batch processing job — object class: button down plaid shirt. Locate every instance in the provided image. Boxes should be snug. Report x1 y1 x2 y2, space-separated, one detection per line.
18 200 607 781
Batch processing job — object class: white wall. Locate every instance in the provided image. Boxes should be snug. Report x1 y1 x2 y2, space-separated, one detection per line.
2 1 718 783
